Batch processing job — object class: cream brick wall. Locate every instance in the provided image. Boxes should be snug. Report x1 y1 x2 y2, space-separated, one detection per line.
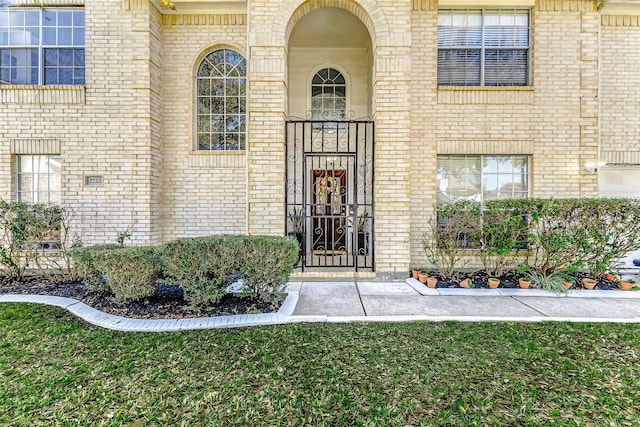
409 0 600 268
600 15 640 165
0 0 161 245
1 0 638 273
159 14 248 238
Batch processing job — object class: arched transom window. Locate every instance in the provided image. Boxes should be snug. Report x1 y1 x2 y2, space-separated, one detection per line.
311 68 346 120
196 49 246 151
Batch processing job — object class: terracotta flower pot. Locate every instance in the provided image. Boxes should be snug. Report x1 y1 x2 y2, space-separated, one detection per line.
562 279 572 289
411 270 421 280
619 280 634 290
582 278 596 290
605 273 618 282
518 278 531 289
418 273 429 284
426 277 438 288
459 278 472 289
488 278 500 289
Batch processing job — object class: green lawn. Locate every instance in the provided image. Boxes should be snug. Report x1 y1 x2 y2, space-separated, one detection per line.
1 304 640 426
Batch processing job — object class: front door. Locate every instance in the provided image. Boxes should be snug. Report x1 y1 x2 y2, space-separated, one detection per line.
285 120 374 271
311 168 347 253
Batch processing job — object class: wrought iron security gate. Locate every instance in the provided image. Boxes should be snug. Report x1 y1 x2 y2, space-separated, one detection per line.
285 119 374 271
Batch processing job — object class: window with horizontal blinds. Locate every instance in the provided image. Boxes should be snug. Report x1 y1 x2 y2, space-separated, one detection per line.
437 9 530 86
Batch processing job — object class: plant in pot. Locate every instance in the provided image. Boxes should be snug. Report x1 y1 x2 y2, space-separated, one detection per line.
418 269 430 284
605 271 619 282
516 265 532 289
581 277 597 290
287 208 303 264
459 278 474 289
518 276 532 289
356 210 370 256
426 275 438 288
488 277 500 289
411 268 421 280
619 278 635 290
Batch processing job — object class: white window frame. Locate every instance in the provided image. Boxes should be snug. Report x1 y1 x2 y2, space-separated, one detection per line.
16 154 61 204
0 7 85 86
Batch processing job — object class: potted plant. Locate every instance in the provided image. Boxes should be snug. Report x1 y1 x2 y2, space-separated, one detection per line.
426 276 438 288
356 210 370 256
562 276 573 290
582 277 597 290
605 272 619 282
287 208 303 264
518 276 532 289
411 268 421 280
459 278 474 289
619 278 635 290
488 277 500 289
418 269 430 284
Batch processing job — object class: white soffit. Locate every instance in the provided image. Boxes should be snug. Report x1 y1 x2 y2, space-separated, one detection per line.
151 0 247 14
438 0 535 7
601 1 640 15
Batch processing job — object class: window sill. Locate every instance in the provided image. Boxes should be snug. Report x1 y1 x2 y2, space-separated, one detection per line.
188 150 246 168
0 85 86 104
437 86 534 105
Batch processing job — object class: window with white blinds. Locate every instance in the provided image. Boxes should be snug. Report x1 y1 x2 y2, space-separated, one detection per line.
437 9 530 87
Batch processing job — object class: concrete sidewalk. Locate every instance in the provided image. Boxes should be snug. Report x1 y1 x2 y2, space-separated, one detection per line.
291 279 640 322
3 279 640 332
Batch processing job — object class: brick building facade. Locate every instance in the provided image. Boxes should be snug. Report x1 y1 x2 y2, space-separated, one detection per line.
1 0 639 276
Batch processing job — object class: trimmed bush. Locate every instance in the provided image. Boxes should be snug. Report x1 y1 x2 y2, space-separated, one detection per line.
93 246 161 304
238 236 299 302
159 236 243 309
69 245 121 293
160 235 299 309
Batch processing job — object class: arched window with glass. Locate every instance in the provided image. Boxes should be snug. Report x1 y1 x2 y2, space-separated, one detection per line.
195 48 246 151
311 67 346 120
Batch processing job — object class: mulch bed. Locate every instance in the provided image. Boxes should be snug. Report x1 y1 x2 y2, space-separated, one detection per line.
0 276 281 320
415 269 624 290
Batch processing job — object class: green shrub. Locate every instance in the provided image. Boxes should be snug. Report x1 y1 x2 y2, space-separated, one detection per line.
93 246 160 304
159 236 243 309
422 198 640 278
69 245 121 293
238 236 299 303
160 235 299 309
478 200 531 277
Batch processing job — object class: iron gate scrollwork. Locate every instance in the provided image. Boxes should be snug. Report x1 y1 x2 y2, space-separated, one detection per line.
285 117 374 271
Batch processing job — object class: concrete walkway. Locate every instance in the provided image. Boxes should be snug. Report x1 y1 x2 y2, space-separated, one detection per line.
2 278 640 332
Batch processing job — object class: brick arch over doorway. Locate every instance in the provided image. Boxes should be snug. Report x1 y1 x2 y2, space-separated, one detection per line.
282 0 389 50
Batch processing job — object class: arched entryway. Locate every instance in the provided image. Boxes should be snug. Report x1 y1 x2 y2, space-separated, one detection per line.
285 6 375 271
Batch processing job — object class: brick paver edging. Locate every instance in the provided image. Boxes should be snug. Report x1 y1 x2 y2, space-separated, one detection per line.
0 288 303 332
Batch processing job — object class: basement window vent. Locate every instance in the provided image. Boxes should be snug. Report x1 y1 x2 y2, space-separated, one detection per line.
84 175 104 187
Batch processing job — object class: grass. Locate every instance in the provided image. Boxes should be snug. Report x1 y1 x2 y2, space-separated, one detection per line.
2 304 640 426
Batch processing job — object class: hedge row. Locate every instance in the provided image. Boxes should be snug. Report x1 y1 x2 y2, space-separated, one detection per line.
422 198 640 278
70 236 299 307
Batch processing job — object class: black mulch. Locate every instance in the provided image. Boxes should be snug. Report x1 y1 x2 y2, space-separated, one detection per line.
416 269 623 291
0 277 281 320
